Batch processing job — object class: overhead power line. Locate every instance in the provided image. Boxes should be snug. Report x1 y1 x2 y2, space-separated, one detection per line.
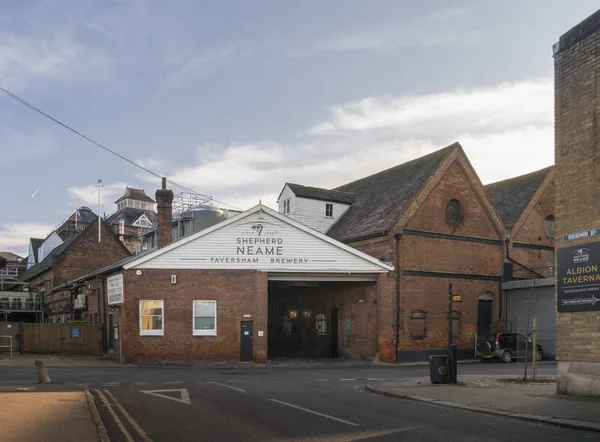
0 85 242 210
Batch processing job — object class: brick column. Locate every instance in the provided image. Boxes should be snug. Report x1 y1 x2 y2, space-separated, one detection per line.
377 272 396 363
254 271 269 362
155 177 173 249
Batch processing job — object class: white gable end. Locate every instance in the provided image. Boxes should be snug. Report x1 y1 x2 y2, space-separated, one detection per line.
125 205 391 273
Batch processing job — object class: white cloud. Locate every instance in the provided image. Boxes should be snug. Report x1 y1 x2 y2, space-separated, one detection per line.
288 8 475 57
138 79 554 215
0 223 55 256
0 32 114 89
68 182 129 212
309 80 553 137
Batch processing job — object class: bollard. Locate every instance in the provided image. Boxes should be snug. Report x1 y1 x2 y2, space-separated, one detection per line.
35 360 51 384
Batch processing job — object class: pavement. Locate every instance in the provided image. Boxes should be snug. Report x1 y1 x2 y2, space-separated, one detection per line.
0 384 107 442
366 374 600 433
0 353 120 367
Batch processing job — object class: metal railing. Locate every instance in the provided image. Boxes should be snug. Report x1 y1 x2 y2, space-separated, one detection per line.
0 335 12 358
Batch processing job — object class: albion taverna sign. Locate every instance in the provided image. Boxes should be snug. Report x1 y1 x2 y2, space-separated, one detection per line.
557 241 600 312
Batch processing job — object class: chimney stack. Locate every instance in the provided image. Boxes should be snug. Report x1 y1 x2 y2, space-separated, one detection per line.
155 177 173 249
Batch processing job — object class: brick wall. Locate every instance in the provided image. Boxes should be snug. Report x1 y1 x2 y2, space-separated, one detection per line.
509 179 555 277
554 10 600 363
120 269 267 364
53 220 131 285
46 220 130 323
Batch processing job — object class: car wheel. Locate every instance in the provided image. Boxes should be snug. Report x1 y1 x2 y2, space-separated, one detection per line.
501 350 512 363
536 350 543 362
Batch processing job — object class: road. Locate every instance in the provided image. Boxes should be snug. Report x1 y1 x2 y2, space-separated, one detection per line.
2 361 598 441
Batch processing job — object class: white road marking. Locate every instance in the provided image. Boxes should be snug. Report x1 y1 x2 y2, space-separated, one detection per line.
132 382 151 386
101 382 120 387
77 383 90 387
366 378 385 381
164 381 183 384
206 381 246 393
140 389 191 405
270 399 360 427
340 378 356 381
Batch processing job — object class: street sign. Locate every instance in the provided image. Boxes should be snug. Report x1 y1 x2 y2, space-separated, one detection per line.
563 228 600 242
452 295 463 302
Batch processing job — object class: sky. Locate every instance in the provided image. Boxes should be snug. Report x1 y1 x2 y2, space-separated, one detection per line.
0 0 598 256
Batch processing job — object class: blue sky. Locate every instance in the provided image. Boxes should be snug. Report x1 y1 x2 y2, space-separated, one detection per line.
1 1 598 256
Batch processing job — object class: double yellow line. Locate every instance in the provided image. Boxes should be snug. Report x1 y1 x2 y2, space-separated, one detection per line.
91 388 153 442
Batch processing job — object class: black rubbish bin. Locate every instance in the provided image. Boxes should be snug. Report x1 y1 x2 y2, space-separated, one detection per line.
429 355 449 384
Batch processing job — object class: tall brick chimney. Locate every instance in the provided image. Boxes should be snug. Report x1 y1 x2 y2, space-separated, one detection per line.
155 177 173 249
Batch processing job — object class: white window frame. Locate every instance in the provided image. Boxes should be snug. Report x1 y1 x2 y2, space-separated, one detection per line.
193 300 217 336
139 300 164 336
325 203 333 218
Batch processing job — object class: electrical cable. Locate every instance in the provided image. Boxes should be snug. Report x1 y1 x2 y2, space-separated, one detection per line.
0 86 242 210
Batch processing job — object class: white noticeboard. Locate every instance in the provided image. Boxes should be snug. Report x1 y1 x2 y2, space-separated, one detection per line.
107 274 124 305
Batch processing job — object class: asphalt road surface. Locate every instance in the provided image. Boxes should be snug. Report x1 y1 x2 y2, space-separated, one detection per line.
3 362 599 441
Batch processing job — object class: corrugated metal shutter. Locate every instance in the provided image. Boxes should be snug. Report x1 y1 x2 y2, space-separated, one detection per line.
506 286 556 358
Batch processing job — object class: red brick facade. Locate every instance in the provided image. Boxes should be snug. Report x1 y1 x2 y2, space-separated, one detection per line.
42 219 131 323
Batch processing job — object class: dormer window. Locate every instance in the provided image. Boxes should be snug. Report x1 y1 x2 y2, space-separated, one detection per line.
325 203 333 218
283 199 290 214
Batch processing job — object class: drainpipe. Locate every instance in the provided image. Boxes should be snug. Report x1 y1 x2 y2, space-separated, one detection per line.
394 233 402 363
504 239 544 278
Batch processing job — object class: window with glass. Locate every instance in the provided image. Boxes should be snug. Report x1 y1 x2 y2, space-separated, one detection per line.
282 199 290 214
139 300 164 336
193 300 217 336
316 313 327 335
325 203 333 218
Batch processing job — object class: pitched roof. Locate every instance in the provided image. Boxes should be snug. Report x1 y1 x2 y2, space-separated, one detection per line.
20 236 77 282
115 187 155 204
326 143 458 243
105 207 156 227
0 251 23 262
485 167 553 227
284 183 355 205
30 238 43 263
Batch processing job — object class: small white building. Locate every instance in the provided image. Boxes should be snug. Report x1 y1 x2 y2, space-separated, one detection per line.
277 183 354 234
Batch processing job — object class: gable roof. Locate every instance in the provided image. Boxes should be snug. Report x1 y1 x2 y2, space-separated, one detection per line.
106 207 156 227
20 236 77 281
20 218 131 283
326 143 458 243
115 187 155 204
30 238 43 263
485 167 553 227
124 204 393 272
283 183 355 205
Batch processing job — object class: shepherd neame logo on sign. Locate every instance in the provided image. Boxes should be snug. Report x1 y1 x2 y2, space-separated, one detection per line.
107 274 124 305
558 241 600 312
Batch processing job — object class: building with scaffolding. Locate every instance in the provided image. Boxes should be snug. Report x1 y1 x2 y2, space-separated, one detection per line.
139 191 240 252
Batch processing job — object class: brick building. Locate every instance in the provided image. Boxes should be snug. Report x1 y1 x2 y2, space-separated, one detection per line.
58 143 556 364
20 218 131 323
63 182 393 363
486 167 556 358
554 10 600 396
